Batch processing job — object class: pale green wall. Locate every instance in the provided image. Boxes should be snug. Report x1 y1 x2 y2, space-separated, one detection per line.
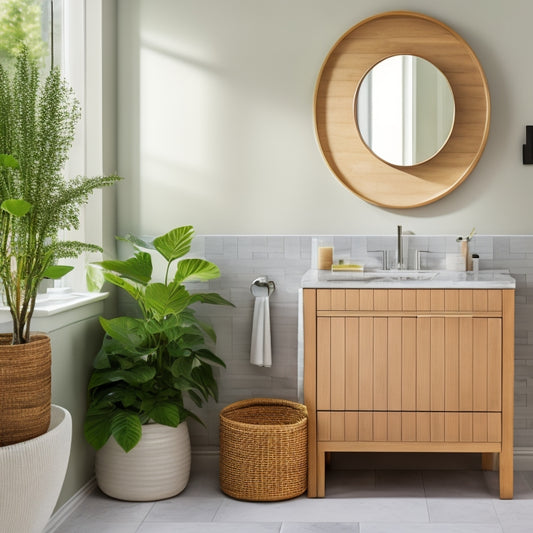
50 0 119 510
116 0 533 236
50 316 103 508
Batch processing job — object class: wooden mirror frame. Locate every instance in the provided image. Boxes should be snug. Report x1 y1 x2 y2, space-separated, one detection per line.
314 11 490 209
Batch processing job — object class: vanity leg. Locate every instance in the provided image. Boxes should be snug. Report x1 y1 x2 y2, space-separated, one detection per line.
499 290 514 499
317 449 326 498
481 453 495 471
499 449 513 499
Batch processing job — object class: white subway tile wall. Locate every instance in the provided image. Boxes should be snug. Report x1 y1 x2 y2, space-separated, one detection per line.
118 235 533 450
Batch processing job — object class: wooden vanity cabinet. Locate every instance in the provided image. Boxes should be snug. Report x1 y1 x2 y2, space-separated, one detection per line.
303 288 515 499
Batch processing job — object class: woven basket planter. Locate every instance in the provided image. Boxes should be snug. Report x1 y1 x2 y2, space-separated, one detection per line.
219 398 308 501
0 333 51 446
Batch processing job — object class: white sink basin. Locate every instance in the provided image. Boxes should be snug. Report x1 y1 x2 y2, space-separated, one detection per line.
370 270 439 281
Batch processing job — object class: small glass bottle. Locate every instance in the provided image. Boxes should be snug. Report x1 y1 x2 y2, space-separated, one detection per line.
472 253 479 275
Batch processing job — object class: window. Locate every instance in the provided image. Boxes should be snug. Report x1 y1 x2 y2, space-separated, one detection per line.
0 0 63 70
0 1 110 293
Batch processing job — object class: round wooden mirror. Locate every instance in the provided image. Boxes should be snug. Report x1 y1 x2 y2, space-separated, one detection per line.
314 11 490 209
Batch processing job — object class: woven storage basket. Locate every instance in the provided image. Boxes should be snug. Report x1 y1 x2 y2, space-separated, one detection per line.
219 398 308 501
0 333 51 446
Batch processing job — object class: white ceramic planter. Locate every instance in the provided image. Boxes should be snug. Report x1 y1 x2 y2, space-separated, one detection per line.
0 405 72 533
95 421 191 501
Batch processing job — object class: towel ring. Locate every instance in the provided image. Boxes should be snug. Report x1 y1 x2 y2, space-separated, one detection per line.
250 277 275 297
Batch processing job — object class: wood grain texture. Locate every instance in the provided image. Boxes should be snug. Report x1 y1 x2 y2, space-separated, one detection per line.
317 411 501 444
306 288 513 499
500 290 515 499
314 11 490 208
303 289 317 497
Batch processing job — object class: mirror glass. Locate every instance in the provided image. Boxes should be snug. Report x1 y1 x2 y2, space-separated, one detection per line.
356 55 455 166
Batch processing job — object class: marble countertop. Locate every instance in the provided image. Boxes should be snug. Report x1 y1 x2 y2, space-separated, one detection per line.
301 269 516 289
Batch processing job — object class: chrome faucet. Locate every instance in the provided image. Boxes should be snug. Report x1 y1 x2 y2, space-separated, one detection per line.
397 225 403 270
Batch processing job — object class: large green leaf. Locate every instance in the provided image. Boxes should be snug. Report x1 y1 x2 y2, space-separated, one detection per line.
106 388 138 408
197 319 216 343
174 259 220 284
149 402 181 427
43 265 74 279
153 226 194 262
97 251 153 284
0 154 20 168
180 407 205 426
144 314 180 338
110 410 143 452
144 282 190 318
191 364 218 401
86 263 105 292
99 334 154 359
195 348 226 368
84 413 112 450
187 390 204 408
1 198 32 217
93 345 111 369
103 272 144 302
189 292 234 307
88 365 156 389
99 316 147 348
118 233 155 250
171 356 194 379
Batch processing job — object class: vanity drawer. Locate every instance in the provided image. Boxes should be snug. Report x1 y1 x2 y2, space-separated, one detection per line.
316 288 503 313
317 411 502 444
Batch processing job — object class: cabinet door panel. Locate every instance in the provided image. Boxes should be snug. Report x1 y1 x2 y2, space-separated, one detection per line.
330 318 346 410
445 318 460 411
388 318 402 410
317 317 331 410
459 318 474 411
402 318 417 411
316 313 501 414
417 318 431 410
373 318 388 411
473 319 488 411
488 318 502 411
431 318 445 411
359 318 374 411
345 318 359 410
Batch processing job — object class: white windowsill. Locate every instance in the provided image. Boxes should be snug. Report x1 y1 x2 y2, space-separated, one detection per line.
0 291 109 334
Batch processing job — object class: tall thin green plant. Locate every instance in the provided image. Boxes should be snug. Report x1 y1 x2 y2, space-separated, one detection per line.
0 47 121 344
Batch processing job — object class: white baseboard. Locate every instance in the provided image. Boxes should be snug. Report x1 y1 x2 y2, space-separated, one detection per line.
44 478 96 533
514 447 533 470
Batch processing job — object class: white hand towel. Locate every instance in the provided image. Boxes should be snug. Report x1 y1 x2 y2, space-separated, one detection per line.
250 295 272 367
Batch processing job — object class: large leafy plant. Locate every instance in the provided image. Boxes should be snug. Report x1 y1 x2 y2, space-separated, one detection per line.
0 47 120 344
84 226 233 452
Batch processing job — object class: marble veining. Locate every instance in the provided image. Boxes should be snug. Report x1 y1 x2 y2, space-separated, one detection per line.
302 269 516 289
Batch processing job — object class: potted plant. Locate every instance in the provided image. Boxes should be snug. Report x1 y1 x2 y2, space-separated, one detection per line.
84 225 233 501
0 47 120 446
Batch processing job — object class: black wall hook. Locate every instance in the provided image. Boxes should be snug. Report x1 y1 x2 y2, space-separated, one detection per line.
523 126 533 164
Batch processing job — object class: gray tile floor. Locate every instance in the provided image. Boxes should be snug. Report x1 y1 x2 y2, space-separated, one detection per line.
50 456 533 533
